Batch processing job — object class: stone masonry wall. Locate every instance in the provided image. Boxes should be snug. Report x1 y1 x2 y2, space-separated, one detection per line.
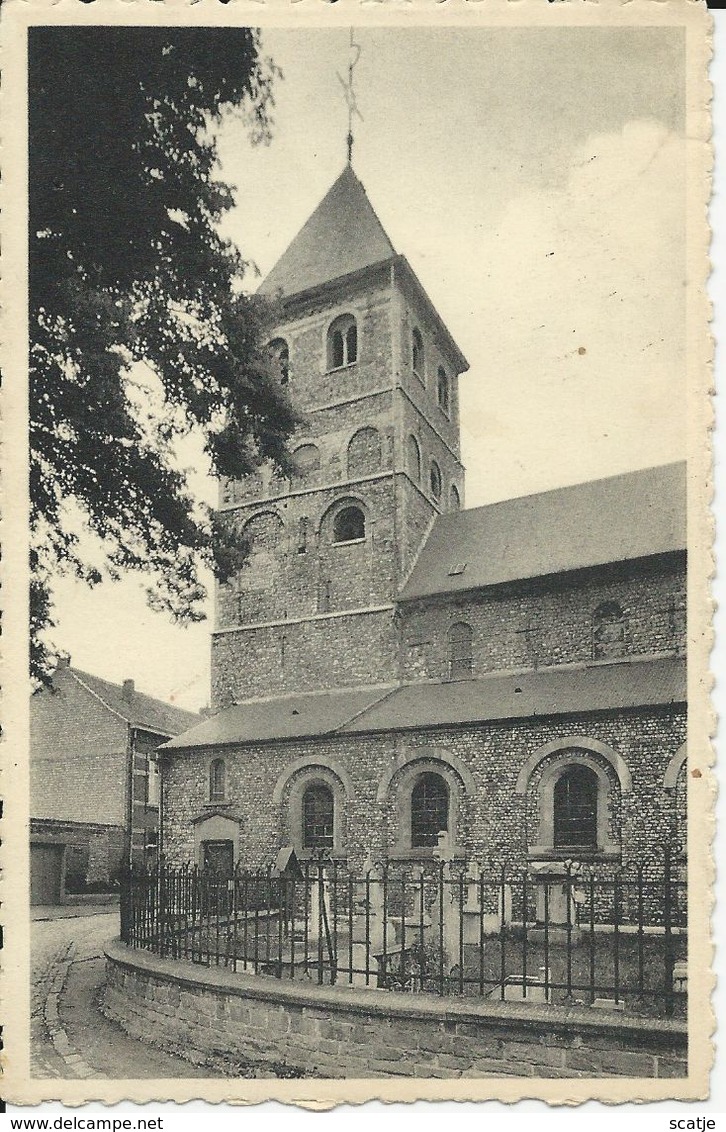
163 706 685 872
104 942 688 1080
399 556 686 683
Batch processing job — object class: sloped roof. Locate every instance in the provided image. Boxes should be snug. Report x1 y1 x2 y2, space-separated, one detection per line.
162 657 684 752
161 685 396 751
259 164 396 300
65 667 199 737
399 462 687 603
338 657 685 735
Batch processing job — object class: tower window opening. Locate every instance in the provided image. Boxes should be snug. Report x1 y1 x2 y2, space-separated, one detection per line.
269 338 289 385
412 328 425 379
450 484 461 510
407 434 421 484
327 314 358 370
437 366 450 416
430 461 442 502
333 505 365 544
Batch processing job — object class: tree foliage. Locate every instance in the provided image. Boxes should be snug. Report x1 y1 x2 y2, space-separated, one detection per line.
29 27 299 681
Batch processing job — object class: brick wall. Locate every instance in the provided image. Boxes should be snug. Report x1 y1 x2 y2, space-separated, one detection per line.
30 668 128 827
399 556 686 683
103 942 687 1080
163 706 685 872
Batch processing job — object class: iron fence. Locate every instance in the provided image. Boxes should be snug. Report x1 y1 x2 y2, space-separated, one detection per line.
120 851 687 1018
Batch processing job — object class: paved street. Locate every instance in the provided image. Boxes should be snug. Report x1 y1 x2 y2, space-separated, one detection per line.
31 910 209 1079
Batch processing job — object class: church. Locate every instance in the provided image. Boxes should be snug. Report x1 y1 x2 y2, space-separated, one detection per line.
159 164 687 878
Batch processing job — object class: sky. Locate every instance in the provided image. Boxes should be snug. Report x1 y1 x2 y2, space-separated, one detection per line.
49 26 687 711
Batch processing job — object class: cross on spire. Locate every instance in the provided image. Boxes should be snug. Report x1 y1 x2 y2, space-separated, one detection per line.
337 28 364 164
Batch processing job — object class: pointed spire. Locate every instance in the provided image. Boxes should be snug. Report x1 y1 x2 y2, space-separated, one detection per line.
259 166 396 300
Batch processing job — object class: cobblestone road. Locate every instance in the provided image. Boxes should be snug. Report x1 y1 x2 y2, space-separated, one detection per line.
31 912 209 1079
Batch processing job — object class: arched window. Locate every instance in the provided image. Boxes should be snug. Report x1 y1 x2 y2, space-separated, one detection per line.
327 314 358 370
553 765 599 849
333 505 365 544
347 427 382 478
407 435 421 483
292 443 321 478
450 484 461 510
302 784 335 850
411 772 449 848
430 461 442 501
449 621 473 680
269 338 289 385
209 758 226 803
412 328 425 379
592 601 626 660
437 367 450 416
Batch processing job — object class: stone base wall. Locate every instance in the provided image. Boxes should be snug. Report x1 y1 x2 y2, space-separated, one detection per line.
104 941 687 1081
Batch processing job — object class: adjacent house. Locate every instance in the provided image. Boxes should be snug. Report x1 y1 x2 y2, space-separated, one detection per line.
30 658 198 904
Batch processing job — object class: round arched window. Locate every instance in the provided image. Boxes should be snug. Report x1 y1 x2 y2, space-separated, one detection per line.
437 367 450 416
327 314 358 370
430 461 442 501
553 765 598 849
407 435 421 483
411 772 449 848
302 783 334 850
412 328 425 378
450 484 461 510
333 505 365 544
269 338 289 384
293 443 321 477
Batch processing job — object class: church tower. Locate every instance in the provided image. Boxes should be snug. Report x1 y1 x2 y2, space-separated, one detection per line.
212 165 469 708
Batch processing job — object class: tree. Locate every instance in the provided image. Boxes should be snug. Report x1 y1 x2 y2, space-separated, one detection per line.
29 27 300 681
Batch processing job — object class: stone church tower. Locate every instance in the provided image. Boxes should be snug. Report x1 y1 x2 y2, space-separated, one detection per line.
212 164 468 708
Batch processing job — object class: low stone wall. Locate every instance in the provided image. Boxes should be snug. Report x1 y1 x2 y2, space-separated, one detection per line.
103 940 687 1079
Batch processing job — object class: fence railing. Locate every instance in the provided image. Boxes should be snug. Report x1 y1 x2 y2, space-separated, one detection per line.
120 853 687 1018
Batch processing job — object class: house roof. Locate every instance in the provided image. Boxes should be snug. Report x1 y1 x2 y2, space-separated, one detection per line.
161 685 396 751
399 462 687 603
161 656 684 752
259 164 396 300
63 666 199 737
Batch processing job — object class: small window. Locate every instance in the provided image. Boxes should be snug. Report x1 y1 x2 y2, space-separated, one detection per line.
147 759 160 807
437 367 450 416
209 758 226 803
297 516 308 554
450 484 461 510
269 338 289 385
430 461 442 501
303 784 334 850
327 314 358 370
592 601 626 660
412 328 425 378
449 621 473 680
553 765 598 849
407 434 421 484
411 772 449 849
333 505 365 544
